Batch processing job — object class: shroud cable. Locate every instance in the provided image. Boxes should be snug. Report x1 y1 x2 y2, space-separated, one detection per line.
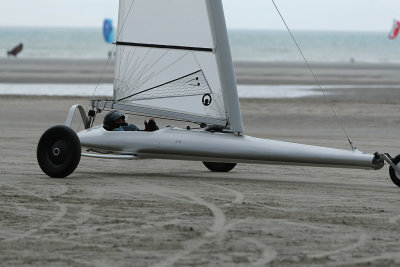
271 0 356 151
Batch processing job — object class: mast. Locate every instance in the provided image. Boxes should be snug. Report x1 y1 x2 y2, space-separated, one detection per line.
206 0 244 133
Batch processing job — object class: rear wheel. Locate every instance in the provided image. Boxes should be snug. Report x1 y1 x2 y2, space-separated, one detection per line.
389 154 400 187
37 125 81 178
202 162 237 172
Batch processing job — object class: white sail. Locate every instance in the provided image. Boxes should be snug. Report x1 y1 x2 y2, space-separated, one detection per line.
114 0 244 132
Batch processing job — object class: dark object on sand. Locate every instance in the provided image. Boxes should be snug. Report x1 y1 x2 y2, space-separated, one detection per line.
7 43 23 57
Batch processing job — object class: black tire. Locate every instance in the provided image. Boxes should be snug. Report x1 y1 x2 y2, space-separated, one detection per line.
202 162 237 172
37 125 81 178
389 154 400 187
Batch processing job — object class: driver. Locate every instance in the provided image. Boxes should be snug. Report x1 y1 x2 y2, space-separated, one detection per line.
103 110 158 132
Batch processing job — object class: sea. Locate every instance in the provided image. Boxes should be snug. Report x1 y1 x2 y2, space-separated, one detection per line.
1 27 398 62
1 27 399 98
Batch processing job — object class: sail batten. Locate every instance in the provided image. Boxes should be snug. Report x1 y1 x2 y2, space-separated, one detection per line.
115 41 213 52
113 0 244 132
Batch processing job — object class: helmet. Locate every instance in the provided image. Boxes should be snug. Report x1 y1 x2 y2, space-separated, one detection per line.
103 110 126 130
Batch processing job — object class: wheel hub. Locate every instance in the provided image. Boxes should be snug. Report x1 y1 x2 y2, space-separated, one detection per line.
50 140 67 164
53 147 60 156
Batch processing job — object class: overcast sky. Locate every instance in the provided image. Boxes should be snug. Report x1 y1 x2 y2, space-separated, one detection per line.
0 0 399 32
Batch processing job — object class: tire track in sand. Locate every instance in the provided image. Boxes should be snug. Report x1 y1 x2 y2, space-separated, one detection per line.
126 180 226 267
133 180 226 237
214 219 278 266
308 232 368 259
152 181 277 267
199 182 244 206
2 183 68 242
202 182 278 265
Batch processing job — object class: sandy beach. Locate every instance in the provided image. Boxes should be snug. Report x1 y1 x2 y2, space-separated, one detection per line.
1 59 400 266
2 58 400 86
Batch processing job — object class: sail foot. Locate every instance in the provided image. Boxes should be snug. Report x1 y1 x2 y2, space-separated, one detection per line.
91 100 227 127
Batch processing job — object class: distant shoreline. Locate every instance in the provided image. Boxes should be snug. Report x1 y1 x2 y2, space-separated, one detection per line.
1 58 400 85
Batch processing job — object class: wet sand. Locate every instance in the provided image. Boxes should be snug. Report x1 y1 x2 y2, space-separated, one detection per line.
1 58 400 85
1 59 400 266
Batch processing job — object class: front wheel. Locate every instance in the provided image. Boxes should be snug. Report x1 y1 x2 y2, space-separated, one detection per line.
389 154 400 187
37 125 81 178
202 162 237 172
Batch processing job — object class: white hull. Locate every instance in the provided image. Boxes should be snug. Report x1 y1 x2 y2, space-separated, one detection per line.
77 126 383 170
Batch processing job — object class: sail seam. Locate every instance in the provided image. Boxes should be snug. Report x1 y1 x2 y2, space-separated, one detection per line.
115 41 213 52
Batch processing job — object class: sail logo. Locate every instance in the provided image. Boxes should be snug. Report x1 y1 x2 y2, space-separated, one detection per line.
202 93 212 106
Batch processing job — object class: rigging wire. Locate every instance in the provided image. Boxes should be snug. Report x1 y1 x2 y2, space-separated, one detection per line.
80 0 136 130
271 0 357 151
90 0 136 100
129 51 190 95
